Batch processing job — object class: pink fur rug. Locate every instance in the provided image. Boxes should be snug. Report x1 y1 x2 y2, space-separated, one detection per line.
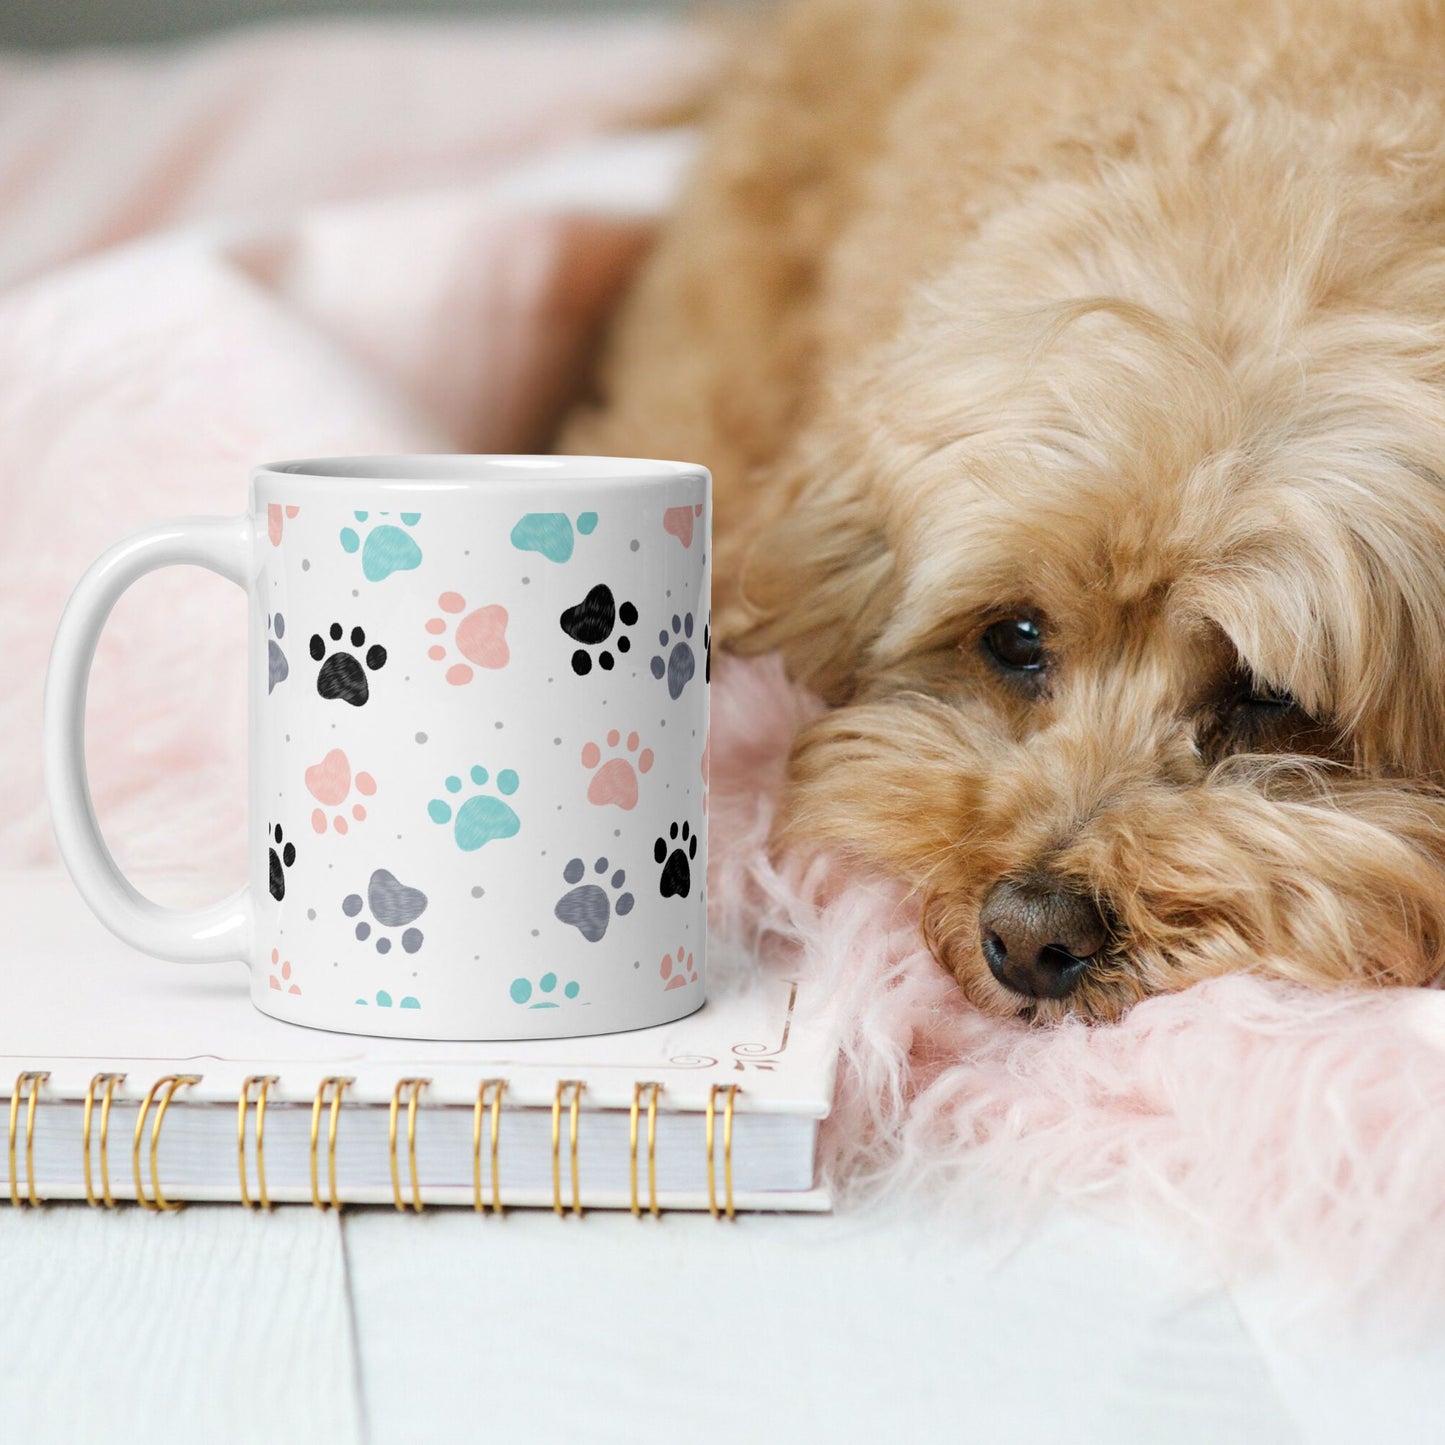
708 653 1445 1314
5 16 1444 1312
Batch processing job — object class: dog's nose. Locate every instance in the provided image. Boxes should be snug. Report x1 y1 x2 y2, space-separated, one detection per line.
979 876 1108 1000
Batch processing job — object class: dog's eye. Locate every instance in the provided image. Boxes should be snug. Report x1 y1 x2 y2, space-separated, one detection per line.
982 617 1046 673
1240 685 1296 712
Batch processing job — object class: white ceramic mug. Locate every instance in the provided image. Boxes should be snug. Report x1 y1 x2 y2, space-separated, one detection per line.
45 456 711 1039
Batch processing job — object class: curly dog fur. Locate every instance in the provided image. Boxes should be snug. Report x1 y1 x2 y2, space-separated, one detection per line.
564 0 1445 1020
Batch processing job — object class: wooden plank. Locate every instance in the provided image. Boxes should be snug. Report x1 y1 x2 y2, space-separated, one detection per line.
343 1203 1299 1445
0 1204 362 1445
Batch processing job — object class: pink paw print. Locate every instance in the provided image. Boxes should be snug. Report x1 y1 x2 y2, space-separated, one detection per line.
427 592 509 685
582 730 654 810
266 503 299 546
661 946 697 991
305 748 376 834
269 948 300 994
663 502 705 549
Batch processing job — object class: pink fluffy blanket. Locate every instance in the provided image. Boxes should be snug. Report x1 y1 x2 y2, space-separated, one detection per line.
4 17 1444 1312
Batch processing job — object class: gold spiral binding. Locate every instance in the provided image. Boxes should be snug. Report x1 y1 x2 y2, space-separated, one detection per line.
83 1073 126 1208
629 1083 662 1219
551 1081 584 1217
706 1084 741 1221
473 1080 506 1214
388 1078 429 1213
9 1071 49 1207
132 1074 200 1211
237 1076 278 1210
309 1077 352 1210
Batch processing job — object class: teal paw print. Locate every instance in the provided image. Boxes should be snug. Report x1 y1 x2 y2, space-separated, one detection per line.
510 972 581 1009
427 765 520 851
509 510 597 564
356 990 420 1008
340 511 423 581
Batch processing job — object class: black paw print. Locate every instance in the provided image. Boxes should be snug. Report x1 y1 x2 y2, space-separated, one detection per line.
268 823 295 902
654 820 697 899
310 622 386 706
559 583 637 676
704 617 711 684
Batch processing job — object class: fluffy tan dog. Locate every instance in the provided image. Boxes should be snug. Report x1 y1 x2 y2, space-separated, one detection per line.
563 0 1445 1020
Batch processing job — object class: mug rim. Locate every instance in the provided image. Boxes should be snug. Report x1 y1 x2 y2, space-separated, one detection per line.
252 453 710 493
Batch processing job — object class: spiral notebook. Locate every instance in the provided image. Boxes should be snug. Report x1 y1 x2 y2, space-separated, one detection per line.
1 873 835 1215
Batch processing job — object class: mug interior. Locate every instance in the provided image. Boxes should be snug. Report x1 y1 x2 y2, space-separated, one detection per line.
256 454 707 493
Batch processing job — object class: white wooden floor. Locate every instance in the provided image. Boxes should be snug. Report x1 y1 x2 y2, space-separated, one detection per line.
3 1199 1442 1444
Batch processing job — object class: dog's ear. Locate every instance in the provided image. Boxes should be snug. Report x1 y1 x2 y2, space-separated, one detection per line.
715 438 896 705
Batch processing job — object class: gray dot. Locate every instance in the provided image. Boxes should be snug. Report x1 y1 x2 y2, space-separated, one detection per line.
633 960 640 969
614 829 621 837
301 559 311 571
553 737 561 746
285 734 291 742
522 577 530 585
352 589 359 598
494 721 503 729
307 908 316 921
416 732 427 743
471 886 485 898
629 539 639 552
531 929 540 937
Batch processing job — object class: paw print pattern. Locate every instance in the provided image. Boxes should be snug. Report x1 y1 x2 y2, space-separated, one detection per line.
510 972 581 1008
426 592 508 684
662 502 704 549
650 613 696 700
267 824 295 902
269 948 300 995
305 748 376 834
340 511 422 581
428 766 521 851
554 856 634 942
510 510 597 564
266 503 299 547
342 868 427 954
660 946 697 991
311 623 386 706
267 612 288 694
654 820 697 899
357 990 421 1009
582 730 653 810
559 584 637 675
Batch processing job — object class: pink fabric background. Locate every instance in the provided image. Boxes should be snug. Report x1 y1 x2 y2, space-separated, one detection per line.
6 17 1445 1315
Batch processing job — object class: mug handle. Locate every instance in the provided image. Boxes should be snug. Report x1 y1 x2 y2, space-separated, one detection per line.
44 516 254 964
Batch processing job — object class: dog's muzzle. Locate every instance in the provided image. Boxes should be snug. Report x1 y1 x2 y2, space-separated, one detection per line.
979 875 1109 1000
